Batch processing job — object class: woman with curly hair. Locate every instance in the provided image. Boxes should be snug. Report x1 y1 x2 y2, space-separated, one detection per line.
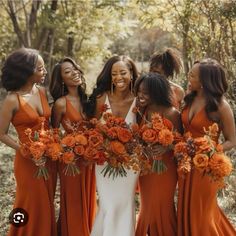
0 48 57 236
150 48 184 109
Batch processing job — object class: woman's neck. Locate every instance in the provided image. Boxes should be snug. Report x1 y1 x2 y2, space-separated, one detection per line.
67 86 79 98
112 89 132 100
18 82 35 95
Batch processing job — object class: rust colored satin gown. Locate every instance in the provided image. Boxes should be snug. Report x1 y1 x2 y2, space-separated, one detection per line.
57 96 96 236
135 118 178 236
177 106 236 236
8 88 57 236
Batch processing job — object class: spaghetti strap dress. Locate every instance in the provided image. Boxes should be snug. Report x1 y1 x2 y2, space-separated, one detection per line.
177 106 236 236
8 88 57 236
57 96 96 236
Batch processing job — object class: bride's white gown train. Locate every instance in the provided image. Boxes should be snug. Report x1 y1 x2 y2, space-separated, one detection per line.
91 95 139 236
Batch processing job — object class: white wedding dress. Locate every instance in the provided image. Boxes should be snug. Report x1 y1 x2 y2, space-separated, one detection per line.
91 95 139 236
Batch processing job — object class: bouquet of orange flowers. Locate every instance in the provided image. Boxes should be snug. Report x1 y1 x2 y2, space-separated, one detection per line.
60 119 105 176
137 112 175 174
96 112 142 178
174 123 233 187
20 118 60 180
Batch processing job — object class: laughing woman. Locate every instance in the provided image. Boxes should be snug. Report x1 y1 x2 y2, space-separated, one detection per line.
178 58 236 236
50 58 96 236
134 73 182 236
0 48 57 236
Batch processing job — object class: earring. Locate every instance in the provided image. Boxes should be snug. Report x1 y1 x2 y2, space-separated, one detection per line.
62 82 65 96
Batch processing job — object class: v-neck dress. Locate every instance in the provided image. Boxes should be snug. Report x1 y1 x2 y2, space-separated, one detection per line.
57 96 96 236
135 115 177 236
8 88 57 236
177 106 236 236
91 95 139 236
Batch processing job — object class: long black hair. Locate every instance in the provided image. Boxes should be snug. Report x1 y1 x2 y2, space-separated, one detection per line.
49 57 87 107
184 58 228 119
84 55 139 118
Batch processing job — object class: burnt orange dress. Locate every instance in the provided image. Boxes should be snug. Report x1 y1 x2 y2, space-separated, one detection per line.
135 118 178 236
8 89 57 236
177 106 236 236
57 96 96 236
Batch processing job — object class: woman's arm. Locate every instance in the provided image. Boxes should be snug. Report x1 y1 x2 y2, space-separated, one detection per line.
0 94 20 150
218 99 236 151
51 97 66 128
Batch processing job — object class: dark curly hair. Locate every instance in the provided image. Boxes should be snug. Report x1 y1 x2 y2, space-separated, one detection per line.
184 58 228 119
1 48 39 91
84 55 139 118
150 48 182 78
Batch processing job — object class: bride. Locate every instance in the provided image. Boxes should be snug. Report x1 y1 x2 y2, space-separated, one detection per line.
85 55 139 236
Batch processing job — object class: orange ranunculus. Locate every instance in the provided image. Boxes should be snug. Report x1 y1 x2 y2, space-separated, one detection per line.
62 151 75 164
208 153 233 177
174 142 188 155
84 147 98 161
194 136 212 153
142 128 157 143
107 127 118 139
46 143 62 160
110 141 126 155
93 151 107 165
158 129 174 146
117 127 132 143
75 134 88 146
74 145 85 156
88 131 103 148
29 141 46 160
152 120 164 131
61 135 76 148
163 118 173 130
193 153 209 170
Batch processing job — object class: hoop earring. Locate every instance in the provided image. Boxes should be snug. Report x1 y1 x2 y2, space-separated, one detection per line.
62 82 65 96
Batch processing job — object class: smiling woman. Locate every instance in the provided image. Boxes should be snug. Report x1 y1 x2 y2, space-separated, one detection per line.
0 47 57 236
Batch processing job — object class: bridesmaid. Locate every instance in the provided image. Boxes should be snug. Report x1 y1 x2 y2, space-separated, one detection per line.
178 58 236 236
0 48 57 236
149 48 184 109
49 57 96 236
86 55 139 236
135 73 182 236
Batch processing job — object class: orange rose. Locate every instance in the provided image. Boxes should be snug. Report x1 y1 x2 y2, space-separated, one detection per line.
158 129 174 146
74 145 85 156
110 141 126 155
174 142 188 155
84 147 98 161
107 127 118 139
117 127 132 143
193 153 209 170
75 134 88 146
46 143 62 160
142 128 157 143
88 131 103 148
208 153 232 177
152 120 164 130
61 135 76 148
131 123 139 134
29 141 46 160
62 151 75 164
